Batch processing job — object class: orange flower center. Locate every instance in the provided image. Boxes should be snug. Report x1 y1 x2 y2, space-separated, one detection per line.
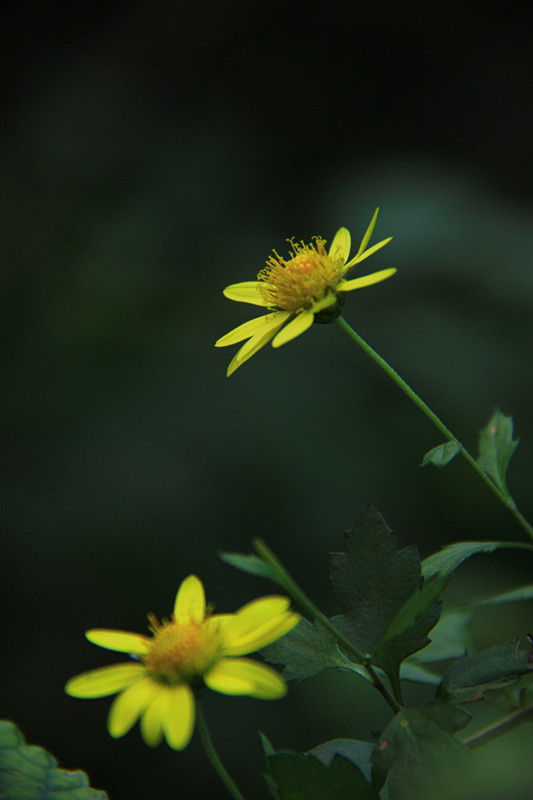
257 238 344 312
143 617 221 685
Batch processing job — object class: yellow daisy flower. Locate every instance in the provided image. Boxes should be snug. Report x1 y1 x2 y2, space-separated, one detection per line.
215 208 396 376
65 575 299 750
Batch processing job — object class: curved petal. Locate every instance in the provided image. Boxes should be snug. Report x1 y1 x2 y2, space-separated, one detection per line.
205 657 287 699
221 596 292 652
161 683 195 750
215 313 280 348
328 227 351 265
226 312 290 376
271 310 314 348
107 676 161 739
223 611 300 656
139 691 167 747
174 575 206 623
85 630 150 655
354 208 379 258
223 282 269 306
344 237 393 270
338 268 397 292
65 663 146 698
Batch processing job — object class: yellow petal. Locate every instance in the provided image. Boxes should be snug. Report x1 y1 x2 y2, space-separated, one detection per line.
85 630 150 655
223 282 269 306
226 312 290 376
174 575 206 623
161 684 195 750
221 596 291 651
271 310 314 348
140 691 166 747
345 237 393 270
338 268 397 292
107 677 161 738
328 227 351 264
355 208 379 258
204 657 287 699
65 663 146 698
215 313 282 348
223 611 300 656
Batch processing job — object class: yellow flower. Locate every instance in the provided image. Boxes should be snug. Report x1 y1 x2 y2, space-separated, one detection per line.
215 209 396 376
65 575 299 750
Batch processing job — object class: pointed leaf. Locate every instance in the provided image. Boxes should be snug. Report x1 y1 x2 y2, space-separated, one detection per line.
477 409 519 497
408 609 473 664
219 550 278 581
439 640 533 702
470 582 533 606
265 751 380 800
328 506 441 695
422 540 533 580
421 440 460 468
0 721 108 800
308 739 376 784
372 704 472 800
262 619 370 682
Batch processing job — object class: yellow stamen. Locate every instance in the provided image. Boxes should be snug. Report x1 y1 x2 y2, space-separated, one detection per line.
257 238 343 312
143 618 221 685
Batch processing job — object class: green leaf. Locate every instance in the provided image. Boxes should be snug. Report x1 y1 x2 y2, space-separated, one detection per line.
219 549 277 581
408 609 473 664
439 640 533 702
265 751 380 800
329 506 441 696
372 703 472 800
308 739 376 784
470 582 533 606
422 540 533 580
262 619 370 682
421 440 460 468
374 575 447 654
0 720 108 800
477 408 519 497
399 661 441 685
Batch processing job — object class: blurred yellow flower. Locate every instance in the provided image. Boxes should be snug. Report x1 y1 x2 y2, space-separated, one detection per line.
215 209 395 376
65 575 299 750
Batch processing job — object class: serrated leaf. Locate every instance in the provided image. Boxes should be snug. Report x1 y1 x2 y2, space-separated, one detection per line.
422 540 533 580
421 440 460 468
0 720 108 800
262 619 370 682
372 704 472 800
328 506 441 697
470 582 533 606
219 549 277 581
439 640 533 702
374 575 447 653
308 739 375 784
265 752 380 800
408 609 472 664
477 409 519 497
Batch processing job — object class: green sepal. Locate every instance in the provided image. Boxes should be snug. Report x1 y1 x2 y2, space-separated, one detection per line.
421 440 460 468
476 408 519 498
371 703 472 800
439 640 533 702
328 506 441 696
0 720 108 800
262 619 371 683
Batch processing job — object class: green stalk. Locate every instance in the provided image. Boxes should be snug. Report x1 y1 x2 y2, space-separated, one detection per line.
461 701 533 750
196 702 246 800
336 316 533 542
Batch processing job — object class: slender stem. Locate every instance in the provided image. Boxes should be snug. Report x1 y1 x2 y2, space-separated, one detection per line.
336 316 533 542
461 702 533 750
253 537 402 714
196 702 246 800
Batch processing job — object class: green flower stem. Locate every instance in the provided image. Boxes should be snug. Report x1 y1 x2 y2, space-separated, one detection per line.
253 537 402 714
336 316 533 543
196 702 246 800
461 701 533 750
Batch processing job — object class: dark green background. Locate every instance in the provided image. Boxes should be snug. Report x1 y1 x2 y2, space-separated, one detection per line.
2 1 533 798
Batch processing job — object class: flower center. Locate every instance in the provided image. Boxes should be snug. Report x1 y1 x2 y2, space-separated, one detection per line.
257 238 343 312
143 616 221 685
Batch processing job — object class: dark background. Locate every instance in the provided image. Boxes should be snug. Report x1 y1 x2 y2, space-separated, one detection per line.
2 1 533 798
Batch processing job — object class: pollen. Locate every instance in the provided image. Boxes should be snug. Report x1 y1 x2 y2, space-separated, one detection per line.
257 238 343 313
143 617 221 684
